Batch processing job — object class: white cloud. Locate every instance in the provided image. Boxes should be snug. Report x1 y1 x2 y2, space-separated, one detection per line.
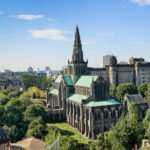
28 28 70 41
0 11 4 15
10 14 43 20
130 0 150 6
103 32 115 37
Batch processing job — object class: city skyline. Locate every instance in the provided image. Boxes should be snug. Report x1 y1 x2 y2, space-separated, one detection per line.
0 0 150 71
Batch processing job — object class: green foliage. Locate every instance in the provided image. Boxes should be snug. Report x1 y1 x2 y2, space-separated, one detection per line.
138 83 148 97
45 129 78 150
7 90 22 99
145 122 150 140
47 122 89 143
1 89 11 95
109 86 116 97
20 73 51 90
145 83 150 106
143 108 150 140
0 93 9 105
34 99 46 107
32 92 36 99
0 105 4 125
115 83 138 101
90 132 111 150
19 92 33 106
26 117 47 139
60 136 78 150
24 103 48 123
3 99 27 142
4 99 26 126
109 103 143 150
3 124 27 142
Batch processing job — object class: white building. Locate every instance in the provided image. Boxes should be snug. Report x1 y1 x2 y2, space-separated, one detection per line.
100 55 113 68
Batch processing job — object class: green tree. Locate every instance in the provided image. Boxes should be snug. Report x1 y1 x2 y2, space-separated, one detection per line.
45 129 78 150
3 99 27 142
109 86 116 97
145 83 150 106
3 125 27 142
4 99 26 126
0 93 9 105
19 92 33 106
20 73 51 90
32 92 36 99
138 83 148 97
116 83 138 101
0 105 4 125
60 136 78 150
7 90 22 99
24 103 48 123
143 108 150 140
90 134 105 150
109 103 143 150
26 117 47 139
145 122 150 140
1 89 11 95
90 132 111 150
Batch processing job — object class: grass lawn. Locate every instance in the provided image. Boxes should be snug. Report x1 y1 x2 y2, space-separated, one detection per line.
47 122 89 144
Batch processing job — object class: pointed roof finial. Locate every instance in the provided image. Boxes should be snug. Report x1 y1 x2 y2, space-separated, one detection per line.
72 25 84 63
74 25 81 46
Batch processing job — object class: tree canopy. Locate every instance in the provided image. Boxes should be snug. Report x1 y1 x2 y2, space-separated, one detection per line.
138 83 148 97
115 83 138 101
24 103 48 123
20 73 51 90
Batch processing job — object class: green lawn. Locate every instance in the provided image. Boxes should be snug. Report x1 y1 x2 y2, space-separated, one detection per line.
47 122 89 143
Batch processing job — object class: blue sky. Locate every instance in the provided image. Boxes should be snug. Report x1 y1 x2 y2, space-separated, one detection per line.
0 0 150 71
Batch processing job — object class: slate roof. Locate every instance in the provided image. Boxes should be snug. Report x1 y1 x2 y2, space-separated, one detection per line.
125 94 146 104
75 75 98 87
85 99 120 107
0 126 10 144
50 89 58 95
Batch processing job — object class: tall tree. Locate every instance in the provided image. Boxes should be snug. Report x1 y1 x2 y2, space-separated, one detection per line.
109 103 143 150
145 83 150 106
3 99 27 142
138 83 148 97
24 103 48 123
115 83 138 101
109 86 117 97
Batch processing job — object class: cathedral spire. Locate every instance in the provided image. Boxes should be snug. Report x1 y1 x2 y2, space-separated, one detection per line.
72 26 84 63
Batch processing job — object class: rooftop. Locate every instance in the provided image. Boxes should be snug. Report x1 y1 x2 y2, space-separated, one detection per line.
67 94 88 103
50 89 58 95
64 75 73 86
10 137 46 150
55 75 62 83
85 99 120 107
125 94 146 104
75 75 98 87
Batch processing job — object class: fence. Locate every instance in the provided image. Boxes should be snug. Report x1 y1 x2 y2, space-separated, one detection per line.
46 137 60 150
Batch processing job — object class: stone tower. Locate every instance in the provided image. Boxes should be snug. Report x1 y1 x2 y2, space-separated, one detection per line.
67 26 88 83
109 56 118 86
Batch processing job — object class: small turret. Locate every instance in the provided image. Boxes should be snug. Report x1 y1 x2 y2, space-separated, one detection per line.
109 56 117 66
